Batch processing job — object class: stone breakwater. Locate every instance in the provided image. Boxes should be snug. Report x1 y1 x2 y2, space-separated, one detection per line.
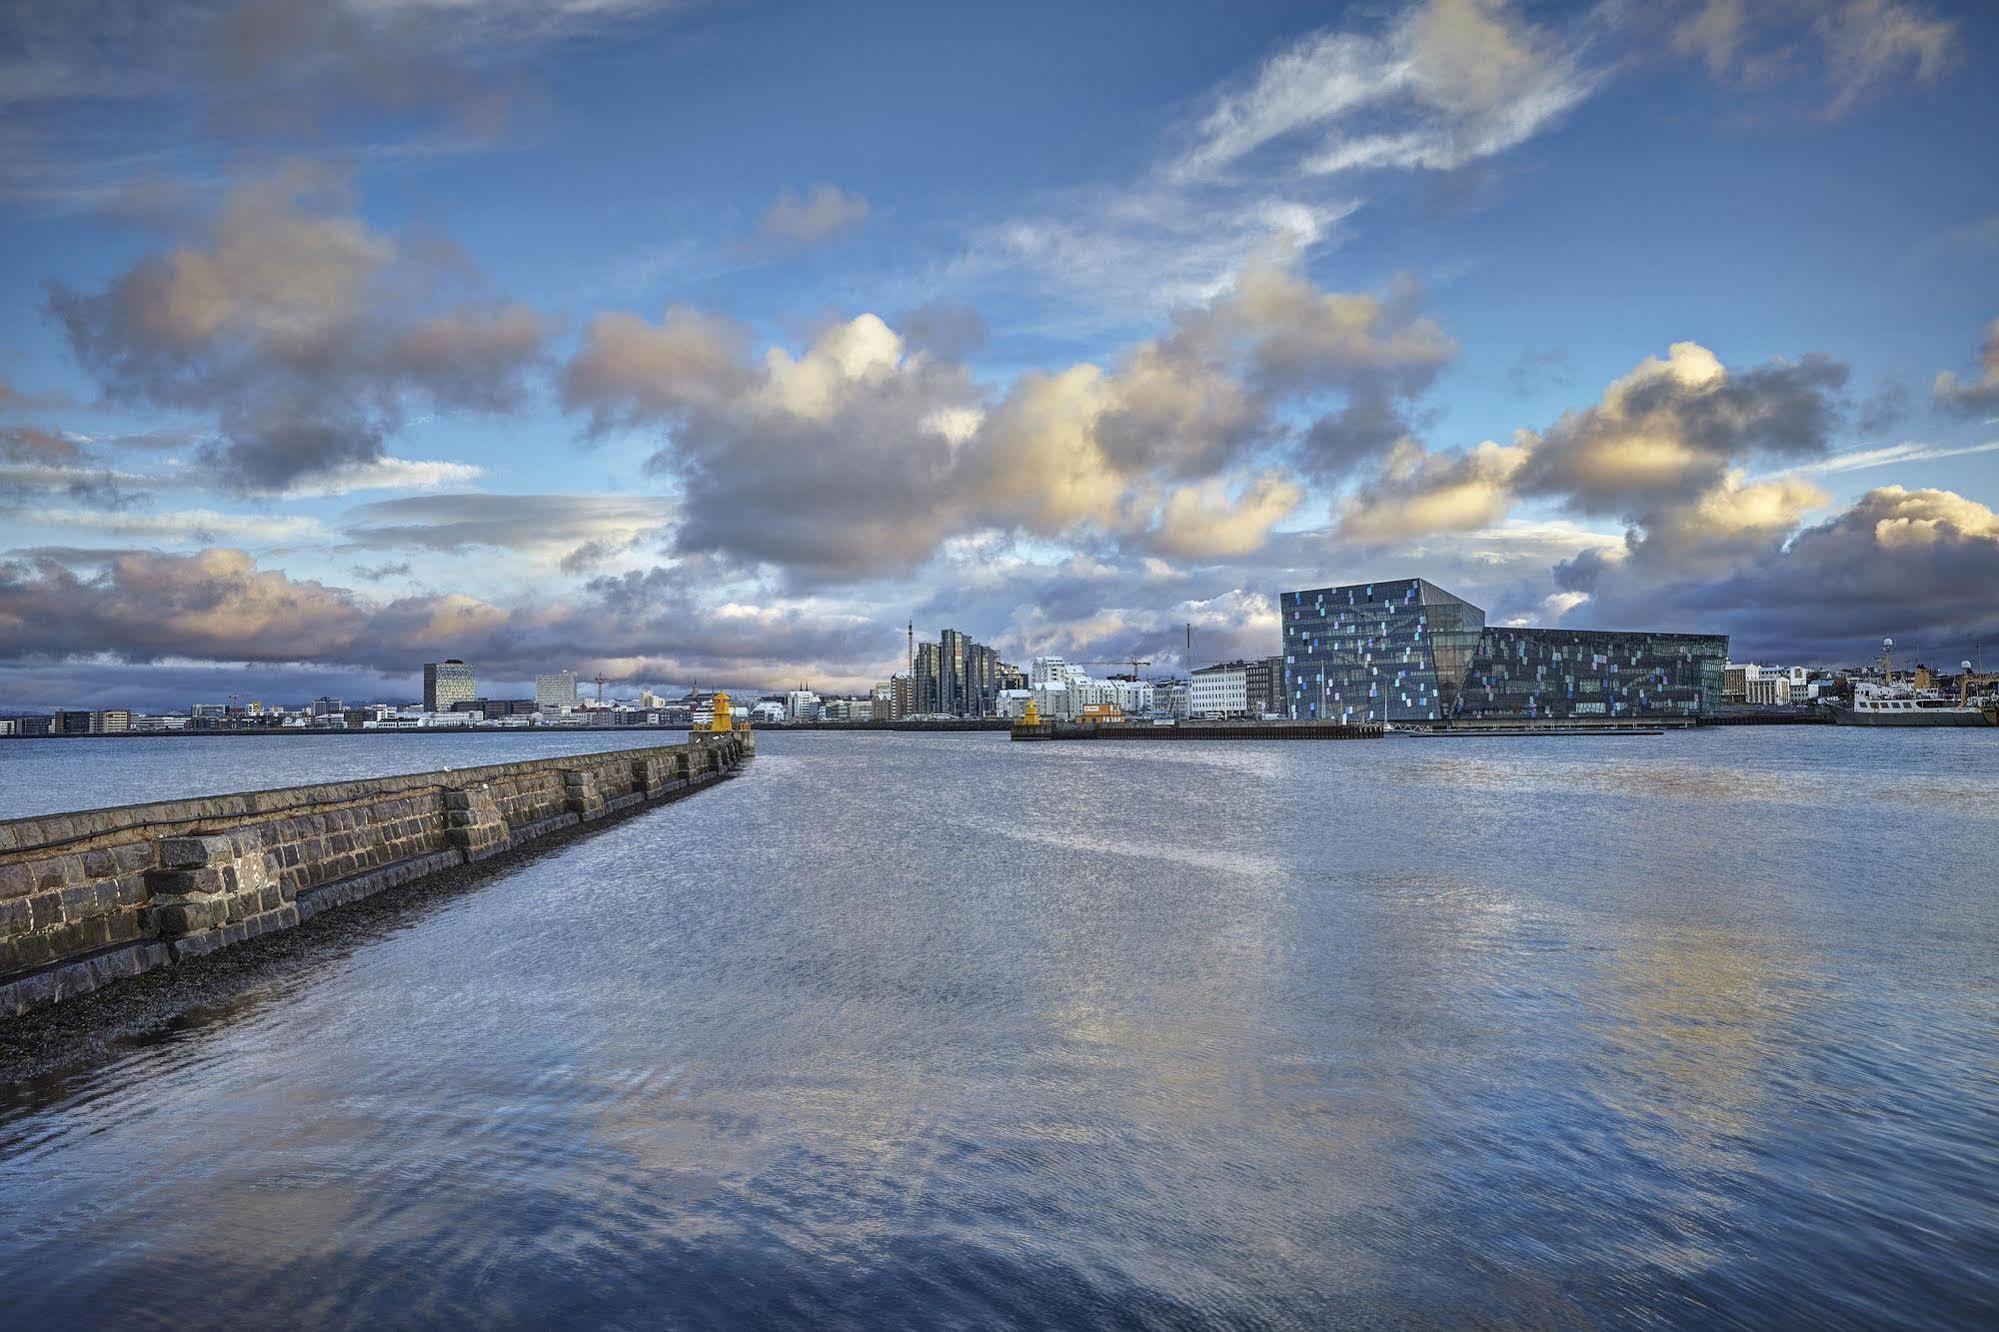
0 734 751 1018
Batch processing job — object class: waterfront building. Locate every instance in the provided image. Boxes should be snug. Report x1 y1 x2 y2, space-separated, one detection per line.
1110 676 1154 715
1152 679 1192 719
1245 655 1286 716
424 659 476 713
996 688 1036 719
914 642 942 714
1191 662 1250 718
1280 578 1727 724
52 709 93 736
310 696 343 717
535 670 579 712
785 690 821 721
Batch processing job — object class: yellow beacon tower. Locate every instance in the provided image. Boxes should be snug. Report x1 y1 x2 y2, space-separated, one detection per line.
709 691 732 732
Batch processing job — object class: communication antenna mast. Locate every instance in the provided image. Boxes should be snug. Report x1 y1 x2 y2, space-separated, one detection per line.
1186 621 1193 669
908 621 915 679
594 672 608 702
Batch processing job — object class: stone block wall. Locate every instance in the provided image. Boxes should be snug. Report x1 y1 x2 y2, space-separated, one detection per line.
0 733 750 1016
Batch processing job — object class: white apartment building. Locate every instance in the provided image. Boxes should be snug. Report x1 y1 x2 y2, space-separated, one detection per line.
1190 662 1249 718
785 689 821 721
1111 678 1154 714
1152 679 1192 719
995 689 1037 719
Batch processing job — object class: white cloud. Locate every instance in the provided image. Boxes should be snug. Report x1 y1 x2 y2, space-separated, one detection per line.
973 0 1593 317
32 507 330 544
278 456 486 497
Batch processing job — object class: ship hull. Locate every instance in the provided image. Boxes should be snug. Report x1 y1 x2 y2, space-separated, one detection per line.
1834 707 1995 727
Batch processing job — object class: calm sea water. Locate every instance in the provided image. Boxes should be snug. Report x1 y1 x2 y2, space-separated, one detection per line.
0 729 694 820
1 729 1995 1328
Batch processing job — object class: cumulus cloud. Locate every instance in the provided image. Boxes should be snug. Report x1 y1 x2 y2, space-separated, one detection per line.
1557 484 1999 661
1151 471 1304 558
1336 436 1527 543
560 252 1448 578
0 546 888 692
49 161 547 492
755 184 869 247
1514 341 1847 516
1933 317 1999 416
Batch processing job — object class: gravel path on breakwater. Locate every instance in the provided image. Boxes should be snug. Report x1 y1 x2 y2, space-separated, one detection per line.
0 772 737 1087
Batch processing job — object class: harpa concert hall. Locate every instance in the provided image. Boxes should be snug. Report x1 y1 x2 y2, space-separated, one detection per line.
1281 578 1728 726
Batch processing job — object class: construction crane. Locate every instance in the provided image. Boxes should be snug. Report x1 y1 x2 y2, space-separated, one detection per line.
1072 658 1154 679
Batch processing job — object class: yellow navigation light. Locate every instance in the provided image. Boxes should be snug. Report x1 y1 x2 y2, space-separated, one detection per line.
709 691 732 732
1022 698 1040 726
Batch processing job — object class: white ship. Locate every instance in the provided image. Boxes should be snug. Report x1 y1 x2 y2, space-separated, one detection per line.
1834 640 1996 727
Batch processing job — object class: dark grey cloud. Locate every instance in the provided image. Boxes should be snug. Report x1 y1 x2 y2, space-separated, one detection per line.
1933 318 1999 416
0 421 159 509
48 162 548 492
1 424 85 465
1556 484 1999 663
350 560 412 582
0 546 887 694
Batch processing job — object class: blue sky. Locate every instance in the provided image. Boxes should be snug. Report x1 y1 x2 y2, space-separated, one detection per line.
3 0 1997 709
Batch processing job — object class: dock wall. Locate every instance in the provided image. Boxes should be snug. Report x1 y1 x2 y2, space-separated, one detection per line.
1013 720 1384 741
0 733 752 1017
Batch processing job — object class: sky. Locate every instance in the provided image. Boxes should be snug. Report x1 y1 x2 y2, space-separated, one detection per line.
2 0 1997 710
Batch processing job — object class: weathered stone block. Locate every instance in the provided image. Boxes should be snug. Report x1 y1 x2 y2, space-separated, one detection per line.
147 897 226 936
0 862 30 901
159 834 235 869
28 891 63 931
12 931 52 969
147 867 223 896
0 898 29 936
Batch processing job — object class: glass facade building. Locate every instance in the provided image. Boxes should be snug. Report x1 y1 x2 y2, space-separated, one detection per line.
1281 578 1726 724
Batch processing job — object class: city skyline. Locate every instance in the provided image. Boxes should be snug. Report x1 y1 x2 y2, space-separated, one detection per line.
4 1 1999 713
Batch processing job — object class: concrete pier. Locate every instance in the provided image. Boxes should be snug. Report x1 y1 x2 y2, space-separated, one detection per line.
0 733 752 1017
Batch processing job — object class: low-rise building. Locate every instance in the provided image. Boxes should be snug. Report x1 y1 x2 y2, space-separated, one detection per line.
1190 662 1250 718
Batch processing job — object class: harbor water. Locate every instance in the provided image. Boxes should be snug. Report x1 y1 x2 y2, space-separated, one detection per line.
1 729 1995 1327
